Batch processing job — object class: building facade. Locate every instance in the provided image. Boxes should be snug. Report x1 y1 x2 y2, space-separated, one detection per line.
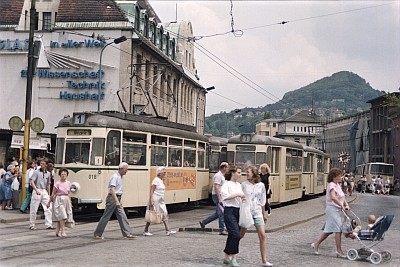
0 0 207 163
255 119 279 137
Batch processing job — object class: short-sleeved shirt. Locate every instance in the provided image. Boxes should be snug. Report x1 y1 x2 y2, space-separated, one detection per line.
326 182 345 208
221 180 243 208
108 172 123 195
212 171 225 195
152 177 165 196
241 180 266 218
31 169 50 189
55 180 71 196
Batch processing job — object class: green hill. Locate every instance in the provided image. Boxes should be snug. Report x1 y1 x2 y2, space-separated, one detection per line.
205 71 384 137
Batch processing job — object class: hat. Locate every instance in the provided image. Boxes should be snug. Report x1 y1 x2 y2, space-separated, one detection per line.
156 167 166 175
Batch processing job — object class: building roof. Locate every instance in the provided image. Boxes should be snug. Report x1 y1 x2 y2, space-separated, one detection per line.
57 0 129 23
281 109 320 123
0 0 24 27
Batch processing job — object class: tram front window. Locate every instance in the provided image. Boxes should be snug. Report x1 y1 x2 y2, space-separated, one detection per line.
210 152 220 172
235 152 255 169
65 141 90 164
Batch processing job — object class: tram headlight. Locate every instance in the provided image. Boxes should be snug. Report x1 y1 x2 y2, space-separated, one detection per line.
70 182 80 193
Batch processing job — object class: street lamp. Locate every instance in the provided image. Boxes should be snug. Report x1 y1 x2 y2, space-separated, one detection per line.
97 36 127 112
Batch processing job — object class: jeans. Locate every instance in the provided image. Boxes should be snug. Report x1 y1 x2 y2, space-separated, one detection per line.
94 194 132 237
201 194 224 232
223 206 241 255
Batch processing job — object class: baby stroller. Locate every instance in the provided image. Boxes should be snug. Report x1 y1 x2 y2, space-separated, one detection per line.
343 211 395 264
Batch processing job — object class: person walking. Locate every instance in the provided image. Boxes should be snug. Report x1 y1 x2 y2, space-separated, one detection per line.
241 166 273 266
94 162 135 239
47 168 74 237
29 158 53 230
311 168 350 258
259 163 272 216
143 167 177 236
220 165 245 267
19 160 36 213
199 162 229 235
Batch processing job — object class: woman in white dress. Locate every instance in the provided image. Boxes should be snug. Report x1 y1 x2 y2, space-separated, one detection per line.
241 166 272 267
143 167 176 236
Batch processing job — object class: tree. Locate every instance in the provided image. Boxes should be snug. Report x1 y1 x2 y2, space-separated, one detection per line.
263 112 271 119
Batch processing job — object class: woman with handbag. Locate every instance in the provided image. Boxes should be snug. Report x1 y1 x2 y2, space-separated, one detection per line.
143 167 176 236
240 166 272 267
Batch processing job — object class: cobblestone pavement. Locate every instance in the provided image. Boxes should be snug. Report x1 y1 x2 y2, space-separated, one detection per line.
0 193 398 267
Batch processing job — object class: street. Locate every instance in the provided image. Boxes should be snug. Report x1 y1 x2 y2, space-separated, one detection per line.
0 193 398 267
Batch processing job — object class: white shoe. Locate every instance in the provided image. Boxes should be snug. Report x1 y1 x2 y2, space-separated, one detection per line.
143 232 153 236
166 230 176 236
262 262 273 267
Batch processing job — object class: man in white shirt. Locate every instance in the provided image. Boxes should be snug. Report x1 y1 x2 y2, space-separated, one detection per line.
94 162 135 239
199 162 229 235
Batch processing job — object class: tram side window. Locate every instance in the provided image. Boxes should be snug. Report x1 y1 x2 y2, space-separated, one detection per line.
90 138 105 165
65 141 90 164
272 147 280 173
256 152 266 168
205 144 209 169
151 135 167 166
317 155 323 172
55 138 65 164
303 154 312 172
286 149 302 172
169 138 183 167
105 130 121 166
235 152 255 169
183 140 196 167
122 132 147 166
198 142 206 168
210 152 220 172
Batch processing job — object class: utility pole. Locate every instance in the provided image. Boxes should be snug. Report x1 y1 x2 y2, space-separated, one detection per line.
21 0 36 201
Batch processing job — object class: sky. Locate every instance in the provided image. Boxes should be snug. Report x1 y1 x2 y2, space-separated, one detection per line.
149 1 400 116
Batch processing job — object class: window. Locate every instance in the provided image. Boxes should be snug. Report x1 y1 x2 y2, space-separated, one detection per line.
183 140 196 167
273 123 276 127
90 138 105 165
122 132 147 165
198 142 205 168
65 140 90 164
151 135 167 166
256 152 266 167
34 12 39 30
55 138 65 164
42 12 51 31
105 130 121 166
169 138 182 167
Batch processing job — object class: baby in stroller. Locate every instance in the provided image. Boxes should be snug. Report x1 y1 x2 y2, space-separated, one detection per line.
345 214 375 239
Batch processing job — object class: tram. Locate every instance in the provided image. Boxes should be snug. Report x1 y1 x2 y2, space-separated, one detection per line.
226 133 330 204
354 162 394 186
55 111 209 211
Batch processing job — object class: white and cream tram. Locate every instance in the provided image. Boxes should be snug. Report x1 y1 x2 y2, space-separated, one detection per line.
226 133 329 204
207 136 228 194
55 111 209 211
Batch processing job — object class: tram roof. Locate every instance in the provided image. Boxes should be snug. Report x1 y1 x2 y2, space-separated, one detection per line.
302 145 329 157
208 136 228 146
58 111 209 142
228 133 304 149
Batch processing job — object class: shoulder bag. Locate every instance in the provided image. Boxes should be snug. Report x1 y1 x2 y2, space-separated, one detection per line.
145 206 163 224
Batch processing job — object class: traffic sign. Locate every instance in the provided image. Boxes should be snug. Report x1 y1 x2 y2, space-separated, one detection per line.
8 116 23 131
30 117 44 133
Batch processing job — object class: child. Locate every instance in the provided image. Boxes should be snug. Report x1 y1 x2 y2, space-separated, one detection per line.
345 214 376 239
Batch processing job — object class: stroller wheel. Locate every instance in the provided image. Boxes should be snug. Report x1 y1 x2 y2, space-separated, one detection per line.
382 251 391 262
370 252 382 265
347 249 358 261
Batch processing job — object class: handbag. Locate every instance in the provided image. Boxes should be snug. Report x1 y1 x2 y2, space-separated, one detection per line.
239 200 254 228
145 207 163 224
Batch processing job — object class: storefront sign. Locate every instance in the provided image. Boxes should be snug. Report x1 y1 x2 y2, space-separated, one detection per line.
50 39 106 48
0 39 29 51
11 134 51 150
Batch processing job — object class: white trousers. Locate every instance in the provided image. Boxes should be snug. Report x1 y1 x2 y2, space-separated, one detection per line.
29 189 52 228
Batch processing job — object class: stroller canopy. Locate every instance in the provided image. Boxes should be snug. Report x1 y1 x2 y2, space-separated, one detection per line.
369 215 395 240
